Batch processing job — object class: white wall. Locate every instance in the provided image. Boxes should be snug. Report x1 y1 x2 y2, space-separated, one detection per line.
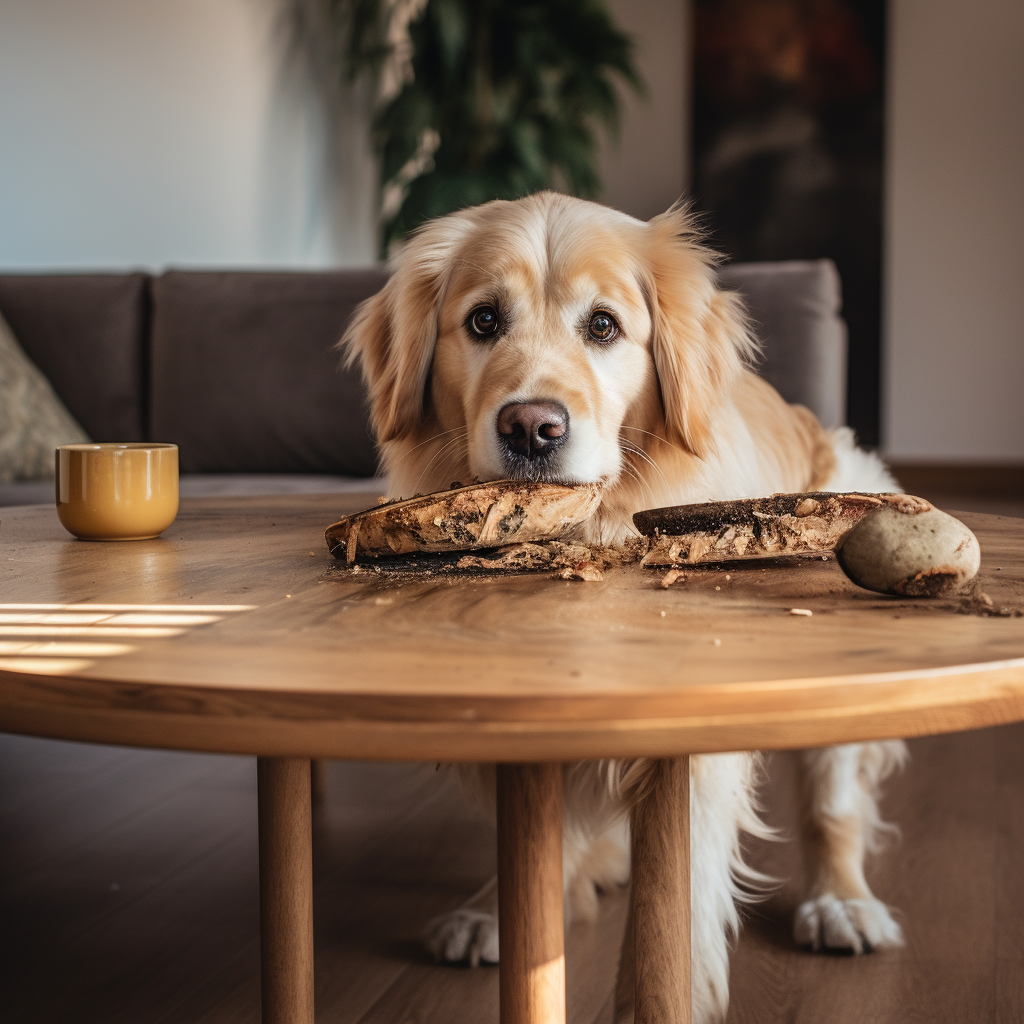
0 0 377 269
0 0 683 272
1 0 1020 462
883 0 1024 462
599 0 689 221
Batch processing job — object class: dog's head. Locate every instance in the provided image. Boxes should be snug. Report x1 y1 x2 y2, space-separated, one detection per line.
343 192 755 527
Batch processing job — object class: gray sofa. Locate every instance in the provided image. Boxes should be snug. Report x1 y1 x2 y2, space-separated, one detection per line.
0 260 846 507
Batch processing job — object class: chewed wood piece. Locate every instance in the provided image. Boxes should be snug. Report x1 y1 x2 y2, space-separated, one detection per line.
325 480 602 561
634 492 933 567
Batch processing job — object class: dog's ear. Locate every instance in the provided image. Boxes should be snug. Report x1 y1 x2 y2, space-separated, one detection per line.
341 213 475 444
644 204 758 459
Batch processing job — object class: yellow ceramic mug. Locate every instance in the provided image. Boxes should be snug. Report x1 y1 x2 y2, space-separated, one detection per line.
56 443 179 541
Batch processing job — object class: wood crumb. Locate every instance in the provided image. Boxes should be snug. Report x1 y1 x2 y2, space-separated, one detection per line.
660 568 685 588
559 561 605 582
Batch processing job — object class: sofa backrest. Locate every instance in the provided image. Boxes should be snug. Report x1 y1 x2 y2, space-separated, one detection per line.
0 273 148 442
720 258 847 429
149 269 386 476
0 260 848 479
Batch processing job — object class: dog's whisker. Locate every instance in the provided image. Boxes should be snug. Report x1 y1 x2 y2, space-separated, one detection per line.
619 439 670 490
624 443 669 484
413 430 469 492
390 426 471 466
421 434 468 484
615 447 660 503
431 440 470 486
619 445 673 508
619 425 689 458
622 465 658 506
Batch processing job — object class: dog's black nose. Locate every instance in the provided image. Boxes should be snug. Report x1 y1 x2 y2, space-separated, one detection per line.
497 401 569 459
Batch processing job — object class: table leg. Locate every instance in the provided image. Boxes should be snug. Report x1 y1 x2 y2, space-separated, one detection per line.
629 755 691 1024
497 763 566 1024
258 757 314 1024
310 758 327 805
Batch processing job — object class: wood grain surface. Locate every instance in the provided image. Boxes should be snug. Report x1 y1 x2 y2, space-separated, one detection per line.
1 495 1023 760
621 756 691 1024
257 757 315 1024
497 763 566 1024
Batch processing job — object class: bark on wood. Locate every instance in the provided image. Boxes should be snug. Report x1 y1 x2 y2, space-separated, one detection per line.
635 492 932 567
325 481 602 562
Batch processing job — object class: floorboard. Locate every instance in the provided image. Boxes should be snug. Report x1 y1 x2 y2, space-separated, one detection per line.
3 724 1023 1024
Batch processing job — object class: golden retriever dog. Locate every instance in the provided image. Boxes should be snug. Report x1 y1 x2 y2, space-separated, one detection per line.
343 191 905 1022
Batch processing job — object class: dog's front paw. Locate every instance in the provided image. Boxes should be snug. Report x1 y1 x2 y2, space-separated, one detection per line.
425 909 499 967
794 894 903 954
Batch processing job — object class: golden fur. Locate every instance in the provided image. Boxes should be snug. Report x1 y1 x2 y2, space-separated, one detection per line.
344 192 905 1023
344 192 836 540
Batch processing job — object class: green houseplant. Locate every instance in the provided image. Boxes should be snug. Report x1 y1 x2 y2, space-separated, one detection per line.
318 0 644 253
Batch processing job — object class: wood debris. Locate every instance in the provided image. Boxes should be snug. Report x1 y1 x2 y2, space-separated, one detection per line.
326 480 602 562
635 492 932 567
457 541 609 581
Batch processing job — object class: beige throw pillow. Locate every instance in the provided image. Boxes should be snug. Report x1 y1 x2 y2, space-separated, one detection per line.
0 309 91 482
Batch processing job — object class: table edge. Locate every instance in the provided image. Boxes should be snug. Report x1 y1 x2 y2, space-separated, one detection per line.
3 658 1024 760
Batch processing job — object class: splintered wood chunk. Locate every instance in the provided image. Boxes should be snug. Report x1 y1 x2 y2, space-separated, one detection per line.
325 481 602 561
634 492 933 567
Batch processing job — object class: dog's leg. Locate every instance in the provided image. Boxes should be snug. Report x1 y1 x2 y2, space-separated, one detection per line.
614 753 763 1024
794 741 907 953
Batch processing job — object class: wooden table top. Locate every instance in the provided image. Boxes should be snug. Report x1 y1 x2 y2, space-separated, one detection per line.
2 494 1023 761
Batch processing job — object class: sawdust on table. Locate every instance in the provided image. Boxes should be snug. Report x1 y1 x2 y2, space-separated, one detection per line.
455 537 646 582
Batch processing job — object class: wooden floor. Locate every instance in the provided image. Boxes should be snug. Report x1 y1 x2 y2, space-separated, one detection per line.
1 722 1022 1024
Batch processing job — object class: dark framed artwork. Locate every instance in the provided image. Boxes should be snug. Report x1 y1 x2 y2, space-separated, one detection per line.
691 0 886 445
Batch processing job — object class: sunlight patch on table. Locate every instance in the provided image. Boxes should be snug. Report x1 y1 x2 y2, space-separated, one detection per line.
0 612 220 627
0 603 255 613
0 604 255 672
0 657 95 675
0 625 184 638
103 613 221 626
0 641 134 658
0 613 112 625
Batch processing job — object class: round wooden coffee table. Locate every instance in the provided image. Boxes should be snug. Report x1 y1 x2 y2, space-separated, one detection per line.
2 494 1023 1024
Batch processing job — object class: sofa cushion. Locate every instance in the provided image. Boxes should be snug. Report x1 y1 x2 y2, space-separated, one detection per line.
150 270 387 476
0 311 91 481
0 273 148 441
718 259 847 428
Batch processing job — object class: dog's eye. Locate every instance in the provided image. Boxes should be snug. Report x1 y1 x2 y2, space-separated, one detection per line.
587 311 619 344
468 305 500 338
